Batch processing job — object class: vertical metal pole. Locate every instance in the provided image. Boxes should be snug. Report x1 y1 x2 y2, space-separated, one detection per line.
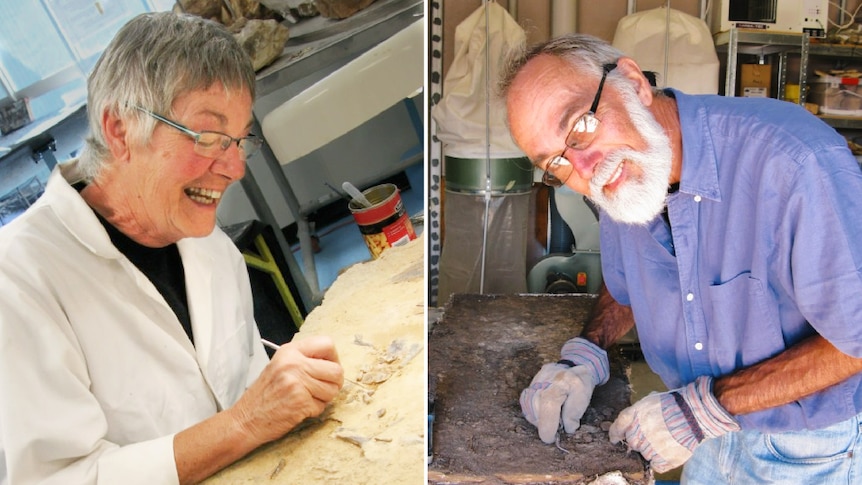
551 0 578 36
799 33 809 106
777 51 788 100
663 0 671 89
508 0 518 22
479 0 491 294
725 28 739 97
238 162 316 311
249 116 322 308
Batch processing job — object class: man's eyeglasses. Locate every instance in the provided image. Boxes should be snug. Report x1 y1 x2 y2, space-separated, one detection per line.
541 63 617 187
134 106 263 160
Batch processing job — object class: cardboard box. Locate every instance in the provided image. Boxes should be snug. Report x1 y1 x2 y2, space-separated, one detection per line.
804 102 820 115
740 64 771 97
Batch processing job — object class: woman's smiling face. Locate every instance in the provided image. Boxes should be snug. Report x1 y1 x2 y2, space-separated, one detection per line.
117 83 253 246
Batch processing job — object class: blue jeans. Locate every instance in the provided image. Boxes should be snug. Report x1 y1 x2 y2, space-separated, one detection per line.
682 412 862 484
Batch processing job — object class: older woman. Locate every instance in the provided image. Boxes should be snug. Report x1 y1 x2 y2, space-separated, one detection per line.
0 12 343 484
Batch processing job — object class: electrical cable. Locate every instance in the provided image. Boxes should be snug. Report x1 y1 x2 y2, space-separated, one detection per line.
829 0 862 31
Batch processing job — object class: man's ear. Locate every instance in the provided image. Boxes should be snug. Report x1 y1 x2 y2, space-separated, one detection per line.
101 109 131 162
615 56 655 106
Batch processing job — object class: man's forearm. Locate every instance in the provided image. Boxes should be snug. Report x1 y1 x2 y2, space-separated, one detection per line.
714 334 862 416
580 284 635 349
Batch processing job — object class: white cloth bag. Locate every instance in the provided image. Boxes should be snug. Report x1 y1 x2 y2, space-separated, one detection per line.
431 2 526 159
612 7 720 95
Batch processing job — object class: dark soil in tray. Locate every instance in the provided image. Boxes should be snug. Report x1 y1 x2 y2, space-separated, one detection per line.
428 294 650 484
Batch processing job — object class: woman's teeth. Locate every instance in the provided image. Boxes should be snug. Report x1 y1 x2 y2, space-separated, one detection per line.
185 187 222 205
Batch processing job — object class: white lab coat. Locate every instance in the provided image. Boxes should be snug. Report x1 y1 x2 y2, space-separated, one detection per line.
0 161 269 484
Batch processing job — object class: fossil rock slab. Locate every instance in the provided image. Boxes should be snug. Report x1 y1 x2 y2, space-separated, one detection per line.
203 235 425 484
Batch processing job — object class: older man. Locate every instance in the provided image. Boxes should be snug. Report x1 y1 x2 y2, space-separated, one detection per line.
502 34 862 483
0 12 343 484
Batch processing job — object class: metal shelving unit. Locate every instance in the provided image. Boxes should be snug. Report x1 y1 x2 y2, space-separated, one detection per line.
715 29 862 131
809 43 862 58
817 115 862 129
713 29 809 104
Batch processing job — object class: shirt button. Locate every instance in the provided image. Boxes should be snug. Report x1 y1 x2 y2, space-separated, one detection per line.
695 342 704 350
686 293 694 301
694 195 702 202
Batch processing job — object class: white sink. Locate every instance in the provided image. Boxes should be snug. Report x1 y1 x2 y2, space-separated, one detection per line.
262 18 423 166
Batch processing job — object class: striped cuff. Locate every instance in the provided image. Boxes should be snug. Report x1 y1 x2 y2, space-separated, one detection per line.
560 337 610 386
685 376 740 439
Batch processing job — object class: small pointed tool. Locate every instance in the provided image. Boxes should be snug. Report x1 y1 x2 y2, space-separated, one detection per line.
342 181 372 208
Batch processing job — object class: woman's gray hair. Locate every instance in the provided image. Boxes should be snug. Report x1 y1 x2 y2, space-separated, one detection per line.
497 33 625 100
78 12 256 182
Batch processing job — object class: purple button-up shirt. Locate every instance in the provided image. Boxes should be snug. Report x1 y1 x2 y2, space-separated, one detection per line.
601 89 862 432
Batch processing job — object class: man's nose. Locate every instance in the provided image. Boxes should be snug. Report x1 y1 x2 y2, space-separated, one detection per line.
561 145 601 182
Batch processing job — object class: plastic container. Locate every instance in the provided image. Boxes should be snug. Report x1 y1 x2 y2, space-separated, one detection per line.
808 75 862 116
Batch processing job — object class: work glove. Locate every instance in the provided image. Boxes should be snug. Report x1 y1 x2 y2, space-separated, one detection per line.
520 337 610 443
609 375 740 473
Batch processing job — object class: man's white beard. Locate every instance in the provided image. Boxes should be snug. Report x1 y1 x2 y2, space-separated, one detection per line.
587 83 673 225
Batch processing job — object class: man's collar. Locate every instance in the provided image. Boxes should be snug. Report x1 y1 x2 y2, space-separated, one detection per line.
668 88 722 202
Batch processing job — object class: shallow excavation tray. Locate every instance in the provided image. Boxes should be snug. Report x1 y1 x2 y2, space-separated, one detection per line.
428 293 651 485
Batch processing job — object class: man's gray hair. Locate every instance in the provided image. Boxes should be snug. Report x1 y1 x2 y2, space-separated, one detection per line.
78 12 256 181
498 33 625 100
